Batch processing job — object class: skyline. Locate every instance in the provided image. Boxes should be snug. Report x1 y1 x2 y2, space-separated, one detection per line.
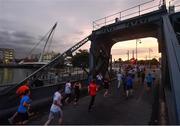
0 0 179 60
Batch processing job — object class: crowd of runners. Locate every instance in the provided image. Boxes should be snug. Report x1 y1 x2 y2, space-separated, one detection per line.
8 64 157 125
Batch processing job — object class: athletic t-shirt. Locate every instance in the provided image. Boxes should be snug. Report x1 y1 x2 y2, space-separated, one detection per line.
117 73 122 81
18 95 30 113
65 82 71 94
50 91 62 112
88 83 97 96
126 76 133 86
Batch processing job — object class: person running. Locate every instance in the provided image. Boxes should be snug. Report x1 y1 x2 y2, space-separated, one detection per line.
152 70 156 85
8 82 30 124
45 87 63 125
141 70 146 85
96 73 103 87
88 79 98 112
73 81 82 105
121 73 127 95
145 73 153 91
103 78 110 97
137 67 141 83
64 80 72 104
116 71 122 95
125 74 133 98
16 90 31 124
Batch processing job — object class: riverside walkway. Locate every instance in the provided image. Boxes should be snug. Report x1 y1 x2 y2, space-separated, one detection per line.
27 74 159 125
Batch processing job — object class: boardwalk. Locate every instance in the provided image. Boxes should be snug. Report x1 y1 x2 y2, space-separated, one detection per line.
28 77 158 125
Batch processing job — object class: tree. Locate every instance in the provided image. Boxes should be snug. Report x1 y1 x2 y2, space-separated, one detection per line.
150 58 159 65
71 49 89 68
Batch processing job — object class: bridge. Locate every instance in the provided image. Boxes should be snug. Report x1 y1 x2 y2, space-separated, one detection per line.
0 0 180 124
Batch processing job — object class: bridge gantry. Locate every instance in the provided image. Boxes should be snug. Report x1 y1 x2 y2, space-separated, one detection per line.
0 0 180 124
89 3 180 124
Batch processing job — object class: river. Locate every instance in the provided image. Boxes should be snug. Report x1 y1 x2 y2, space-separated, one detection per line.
0 68 36 85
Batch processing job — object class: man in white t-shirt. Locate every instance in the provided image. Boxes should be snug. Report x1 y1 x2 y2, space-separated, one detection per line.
117 71 122 88
64 81 72 104
96 73 103 86
45 88 63 125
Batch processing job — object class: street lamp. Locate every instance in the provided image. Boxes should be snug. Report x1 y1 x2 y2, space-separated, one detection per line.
136 39 141 61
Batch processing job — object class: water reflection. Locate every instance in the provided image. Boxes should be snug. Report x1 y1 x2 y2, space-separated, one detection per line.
0 68 35 85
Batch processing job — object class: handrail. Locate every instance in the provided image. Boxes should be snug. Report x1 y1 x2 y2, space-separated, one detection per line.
175 4 180 12
93 0 163 30
163 15 180 124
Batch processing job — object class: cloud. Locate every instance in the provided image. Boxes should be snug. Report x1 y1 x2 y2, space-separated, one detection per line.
0 29 42 58
0 0 167 59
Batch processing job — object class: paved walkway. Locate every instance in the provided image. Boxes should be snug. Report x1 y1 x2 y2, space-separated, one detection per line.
28 78 157 125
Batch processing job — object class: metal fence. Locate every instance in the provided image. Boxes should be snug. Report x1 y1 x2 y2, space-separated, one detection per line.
175 4 180 12
93 0 163 30
0 67 88 92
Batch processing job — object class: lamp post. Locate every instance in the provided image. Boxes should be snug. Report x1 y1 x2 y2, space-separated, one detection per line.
136 39 141 61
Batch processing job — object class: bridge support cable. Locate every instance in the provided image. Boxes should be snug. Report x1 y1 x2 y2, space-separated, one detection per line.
1 35 91 95
163 15 180 124
39 22 57 62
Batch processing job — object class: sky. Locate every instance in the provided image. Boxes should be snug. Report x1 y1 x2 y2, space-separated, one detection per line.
0 0 179 60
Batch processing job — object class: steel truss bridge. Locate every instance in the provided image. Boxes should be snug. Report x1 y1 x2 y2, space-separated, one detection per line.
0 0 180 124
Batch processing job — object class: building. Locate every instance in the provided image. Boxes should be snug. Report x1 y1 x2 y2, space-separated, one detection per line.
0 48 15 64
42 51 57 62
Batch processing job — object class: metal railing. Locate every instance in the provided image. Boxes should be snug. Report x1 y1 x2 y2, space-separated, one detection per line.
0 35 90 95
163 15 180 124
175 4 180 12
93 0 163 30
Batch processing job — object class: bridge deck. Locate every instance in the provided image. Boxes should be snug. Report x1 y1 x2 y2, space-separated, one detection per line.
27 76 159 125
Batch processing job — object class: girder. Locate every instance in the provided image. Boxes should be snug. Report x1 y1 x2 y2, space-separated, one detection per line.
89 5 180 124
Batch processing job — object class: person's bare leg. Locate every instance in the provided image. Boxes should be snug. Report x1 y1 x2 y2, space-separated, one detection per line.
65 97 69 104
126 90 129 97
22 120 29 124
58 117 62 124
8 112 18 124
44 118 52 125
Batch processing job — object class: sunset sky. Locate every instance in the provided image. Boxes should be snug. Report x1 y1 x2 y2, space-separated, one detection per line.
0 0 179 60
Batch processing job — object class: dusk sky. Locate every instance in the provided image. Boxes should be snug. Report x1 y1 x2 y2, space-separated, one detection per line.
0 0 179 60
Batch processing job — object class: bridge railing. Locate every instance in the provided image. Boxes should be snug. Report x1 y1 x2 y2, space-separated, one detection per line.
163 15 180 124
93 0 163 30
175 4 180 12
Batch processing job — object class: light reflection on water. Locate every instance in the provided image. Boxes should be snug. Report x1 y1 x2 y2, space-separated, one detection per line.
0 68 36 85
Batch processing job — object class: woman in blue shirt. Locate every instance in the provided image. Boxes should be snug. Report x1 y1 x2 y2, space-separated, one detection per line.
16 90 31 124
126 74 133 98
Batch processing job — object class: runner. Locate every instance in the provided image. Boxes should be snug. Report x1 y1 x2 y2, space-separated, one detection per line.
125 74 133 98
116 71 122 95
8 81 30 124
16 90 31 124
96 73 103 87
141 70 146 85
122 73 127 95
73 81 82 105
145 73 153 91
64 80 72 104
103 78 110 97
88 79 98 112
45 87 63 125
